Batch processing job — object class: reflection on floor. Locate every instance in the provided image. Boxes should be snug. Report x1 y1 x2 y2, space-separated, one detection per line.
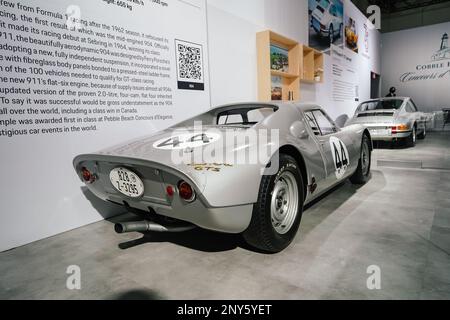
0 132 449 299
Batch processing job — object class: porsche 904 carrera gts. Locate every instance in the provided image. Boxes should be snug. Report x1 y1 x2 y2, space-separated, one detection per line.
74 103 372 252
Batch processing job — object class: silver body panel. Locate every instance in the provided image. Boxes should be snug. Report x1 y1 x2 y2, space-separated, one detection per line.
74 102 370 233
346 97 427 141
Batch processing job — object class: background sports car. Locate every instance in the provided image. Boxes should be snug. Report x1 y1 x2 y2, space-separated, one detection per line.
74 102 372 252
346 97 428 147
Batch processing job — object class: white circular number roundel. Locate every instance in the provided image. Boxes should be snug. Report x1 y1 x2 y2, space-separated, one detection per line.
153 133 221 150
329 137 350 179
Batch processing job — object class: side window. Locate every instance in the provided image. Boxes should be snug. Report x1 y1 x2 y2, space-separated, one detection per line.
312 110 336 135
330 5 336 16
304 112 321 136
409 100 418 112
405 103 414 113
217 114 243 124
247 108 273 123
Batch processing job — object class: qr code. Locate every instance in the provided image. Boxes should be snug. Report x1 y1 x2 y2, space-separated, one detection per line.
175 39 204 90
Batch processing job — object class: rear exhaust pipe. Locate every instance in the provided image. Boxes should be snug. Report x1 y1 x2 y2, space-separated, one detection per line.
114 221 195 234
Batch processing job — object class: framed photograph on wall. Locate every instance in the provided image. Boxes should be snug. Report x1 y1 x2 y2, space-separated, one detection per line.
271 76 283 100
345 16 359 53
270 45 289 72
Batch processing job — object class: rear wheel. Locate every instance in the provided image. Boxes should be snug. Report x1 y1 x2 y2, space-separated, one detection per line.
243 154 304 253
406 125 417 147
350 134 371 184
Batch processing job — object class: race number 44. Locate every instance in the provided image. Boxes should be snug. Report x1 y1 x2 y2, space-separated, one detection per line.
330 137 350 179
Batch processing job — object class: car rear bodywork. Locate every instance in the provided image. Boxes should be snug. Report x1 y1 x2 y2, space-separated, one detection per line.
346 97 427 141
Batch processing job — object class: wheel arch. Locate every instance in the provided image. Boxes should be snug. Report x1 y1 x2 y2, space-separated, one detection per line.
278 145 308 200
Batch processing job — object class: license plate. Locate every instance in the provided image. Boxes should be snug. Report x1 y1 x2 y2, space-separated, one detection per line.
110 167 144 198
370 129 388 136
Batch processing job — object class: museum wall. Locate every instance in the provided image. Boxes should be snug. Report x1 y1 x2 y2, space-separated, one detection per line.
206 0 381 122
0 0 211 251
207 0 309 107
312 0 381 121
381 21 450 112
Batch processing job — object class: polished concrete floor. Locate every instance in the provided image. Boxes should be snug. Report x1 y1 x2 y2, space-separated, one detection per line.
1 132 449 300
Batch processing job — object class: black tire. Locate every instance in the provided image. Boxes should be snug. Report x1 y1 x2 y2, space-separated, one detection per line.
417 125 426 140
243 154 304 253
329 25 334 43
406 125 417 147
350 134 371 184
338 23 343 38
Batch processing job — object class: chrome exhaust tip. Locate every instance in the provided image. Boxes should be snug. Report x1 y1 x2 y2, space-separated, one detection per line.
114 221 195 234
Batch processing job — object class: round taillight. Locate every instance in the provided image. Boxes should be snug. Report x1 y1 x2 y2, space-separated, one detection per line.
178 181 195 202
81 167 95 183
166 185 174 197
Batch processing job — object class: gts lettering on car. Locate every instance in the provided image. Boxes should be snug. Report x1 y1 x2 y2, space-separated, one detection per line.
329 136 350 179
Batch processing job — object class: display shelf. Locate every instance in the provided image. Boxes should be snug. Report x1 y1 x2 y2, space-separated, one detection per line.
270 70 298 79
300 45 324 83
257 30 300 102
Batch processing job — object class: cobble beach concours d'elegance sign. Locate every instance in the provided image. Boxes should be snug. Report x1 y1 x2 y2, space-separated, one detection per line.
381 21 450 111
399 33 450 83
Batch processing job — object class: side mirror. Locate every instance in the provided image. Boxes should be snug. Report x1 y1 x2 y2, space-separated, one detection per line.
290 121 309 139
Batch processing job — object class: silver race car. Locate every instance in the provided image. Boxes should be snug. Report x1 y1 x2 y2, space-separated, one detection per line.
74 103 372 252
346 97 427 147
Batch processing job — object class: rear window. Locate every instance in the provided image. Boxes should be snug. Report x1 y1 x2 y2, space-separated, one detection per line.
357 99 404 112
217 106 277 126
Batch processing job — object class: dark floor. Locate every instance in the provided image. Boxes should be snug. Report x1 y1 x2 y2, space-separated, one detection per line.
0 132 449 299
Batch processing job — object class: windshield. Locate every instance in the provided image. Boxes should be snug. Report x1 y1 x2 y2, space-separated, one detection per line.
357 99 404 112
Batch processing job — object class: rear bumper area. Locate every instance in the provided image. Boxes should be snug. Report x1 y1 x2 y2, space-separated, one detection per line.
107 194 253 234
74 154 253 233
370 131 411 141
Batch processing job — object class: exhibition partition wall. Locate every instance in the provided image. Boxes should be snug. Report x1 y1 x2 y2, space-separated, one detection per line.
381 21 450 113
0 0 381 251
207 0 381 122
0 0 210 251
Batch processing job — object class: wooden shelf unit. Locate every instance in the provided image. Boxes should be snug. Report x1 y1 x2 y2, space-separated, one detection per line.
257 30 300 102
300 45 324 83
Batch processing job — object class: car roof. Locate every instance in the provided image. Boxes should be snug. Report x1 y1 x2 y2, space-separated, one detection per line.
209 102 322 114
360 97 409 103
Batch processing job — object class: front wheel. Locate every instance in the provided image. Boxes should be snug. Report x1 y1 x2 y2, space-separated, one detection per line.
417 125 426 140
243 154 304 253
350 134 371 184
406 125 417 147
